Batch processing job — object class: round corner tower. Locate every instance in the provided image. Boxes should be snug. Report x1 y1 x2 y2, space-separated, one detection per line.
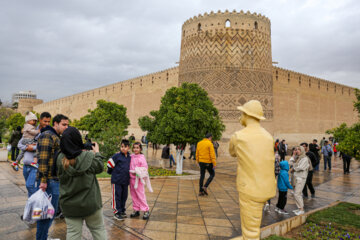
178 10 273 123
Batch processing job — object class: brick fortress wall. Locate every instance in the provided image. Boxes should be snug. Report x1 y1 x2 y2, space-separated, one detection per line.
34 67 179 137
33 10 357 147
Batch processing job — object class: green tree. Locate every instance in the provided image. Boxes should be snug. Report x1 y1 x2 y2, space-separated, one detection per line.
138 83 225 174
74 100 130 159
0 107 15 119
354 88 360 116
326 88 360 159
5 113 25 131
12 102 18 109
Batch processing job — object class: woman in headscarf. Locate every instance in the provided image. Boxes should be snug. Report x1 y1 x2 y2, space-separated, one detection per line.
57 127 107 240
291 145 310 216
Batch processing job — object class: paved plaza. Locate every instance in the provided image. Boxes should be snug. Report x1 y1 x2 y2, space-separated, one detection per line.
0 149 359 240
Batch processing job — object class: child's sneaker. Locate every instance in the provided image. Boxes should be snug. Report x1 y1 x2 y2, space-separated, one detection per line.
114 212 124 221
11 162 19 171
130 211 140 218
274 207 280 213
30 162 38 168
120 212 127 218
143 211 150 220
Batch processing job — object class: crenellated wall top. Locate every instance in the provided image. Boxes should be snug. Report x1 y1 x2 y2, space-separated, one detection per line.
183 10 270 25
181 10 271 37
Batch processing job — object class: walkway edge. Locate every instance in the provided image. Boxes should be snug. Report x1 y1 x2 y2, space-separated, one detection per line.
230 200 341 240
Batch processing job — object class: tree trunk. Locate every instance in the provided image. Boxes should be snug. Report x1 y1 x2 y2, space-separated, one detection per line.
176 149 184 174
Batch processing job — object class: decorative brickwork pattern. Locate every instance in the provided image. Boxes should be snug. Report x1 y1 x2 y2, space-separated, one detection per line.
179 11 273 122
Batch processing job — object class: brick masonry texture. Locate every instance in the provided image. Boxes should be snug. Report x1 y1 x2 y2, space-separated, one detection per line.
33 10 357 144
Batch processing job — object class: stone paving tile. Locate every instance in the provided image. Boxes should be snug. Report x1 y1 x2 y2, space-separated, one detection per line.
176 232 209 240
0 150 359 240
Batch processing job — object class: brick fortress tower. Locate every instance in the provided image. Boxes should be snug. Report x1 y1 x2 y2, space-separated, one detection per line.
178 10 273 126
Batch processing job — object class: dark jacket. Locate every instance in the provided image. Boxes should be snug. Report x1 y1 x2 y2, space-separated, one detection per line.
9 130 22 147
107 152 131 185
309 143 320 157
277 161 293 192
57 151 104 218
306 151 319 169
340 152 352 161
161 146 170 159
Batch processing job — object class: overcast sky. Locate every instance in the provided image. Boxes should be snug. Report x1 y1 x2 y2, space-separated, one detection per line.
0 0 359 102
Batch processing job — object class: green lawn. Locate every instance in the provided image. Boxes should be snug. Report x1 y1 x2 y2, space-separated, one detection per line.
264 202 360 240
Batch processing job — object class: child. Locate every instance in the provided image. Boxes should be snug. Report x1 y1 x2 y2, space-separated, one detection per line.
275 161 293 214
129 142 150 220
107 139 131 221
12 112 39 171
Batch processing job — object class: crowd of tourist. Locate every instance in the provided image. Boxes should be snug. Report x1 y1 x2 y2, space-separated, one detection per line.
265 137 352 216
6 112 354 239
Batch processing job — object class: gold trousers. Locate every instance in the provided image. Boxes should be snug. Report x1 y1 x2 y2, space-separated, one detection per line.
239 194 267 240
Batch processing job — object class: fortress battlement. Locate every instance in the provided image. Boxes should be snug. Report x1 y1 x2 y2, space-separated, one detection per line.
183 10 270 26
273 66 354 95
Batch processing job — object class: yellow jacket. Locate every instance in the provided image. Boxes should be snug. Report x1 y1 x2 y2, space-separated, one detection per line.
229 125 276 199
196 138 216 166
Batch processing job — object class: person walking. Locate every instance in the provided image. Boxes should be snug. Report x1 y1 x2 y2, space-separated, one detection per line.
196 133 216 196
291 146 310 216
57 127 107 240
340 152 352 174
300 143 318 199
189 144 196 160
36 114 69 240
9 126 22 161
321 140 333 171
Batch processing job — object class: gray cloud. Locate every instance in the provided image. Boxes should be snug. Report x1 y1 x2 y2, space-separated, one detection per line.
0 0 359 102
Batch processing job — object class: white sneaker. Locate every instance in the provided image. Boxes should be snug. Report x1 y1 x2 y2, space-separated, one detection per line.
294 210 305 216
274 207 280 212
279 209 289 215
263 203 270 212
292 209 299 213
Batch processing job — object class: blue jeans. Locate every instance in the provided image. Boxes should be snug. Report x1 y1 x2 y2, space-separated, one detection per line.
324 156 331 170
36 179 60 240
23 165 38 197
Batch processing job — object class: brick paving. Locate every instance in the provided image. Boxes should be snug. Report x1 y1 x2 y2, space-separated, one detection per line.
0 149 359 240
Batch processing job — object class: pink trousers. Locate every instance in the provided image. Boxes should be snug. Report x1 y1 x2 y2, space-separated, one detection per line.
130 178 149 212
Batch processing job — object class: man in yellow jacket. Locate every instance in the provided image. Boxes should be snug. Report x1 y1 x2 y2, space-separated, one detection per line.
196 133 216 196
229 100 276 240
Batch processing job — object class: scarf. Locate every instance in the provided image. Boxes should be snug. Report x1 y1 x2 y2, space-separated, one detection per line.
60 126 84 159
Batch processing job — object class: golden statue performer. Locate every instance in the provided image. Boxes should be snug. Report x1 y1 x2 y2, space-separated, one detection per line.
229 100 276 240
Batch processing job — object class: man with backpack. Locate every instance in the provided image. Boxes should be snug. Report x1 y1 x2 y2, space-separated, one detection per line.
321 140 333 171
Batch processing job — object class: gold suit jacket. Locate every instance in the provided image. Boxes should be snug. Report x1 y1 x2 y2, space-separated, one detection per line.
229 125 276 199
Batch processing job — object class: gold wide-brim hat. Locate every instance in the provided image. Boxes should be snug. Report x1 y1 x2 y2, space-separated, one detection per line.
237 100 266 120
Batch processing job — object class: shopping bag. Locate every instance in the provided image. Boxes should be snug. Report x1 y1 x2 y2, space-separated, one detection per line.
23 189 55 222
